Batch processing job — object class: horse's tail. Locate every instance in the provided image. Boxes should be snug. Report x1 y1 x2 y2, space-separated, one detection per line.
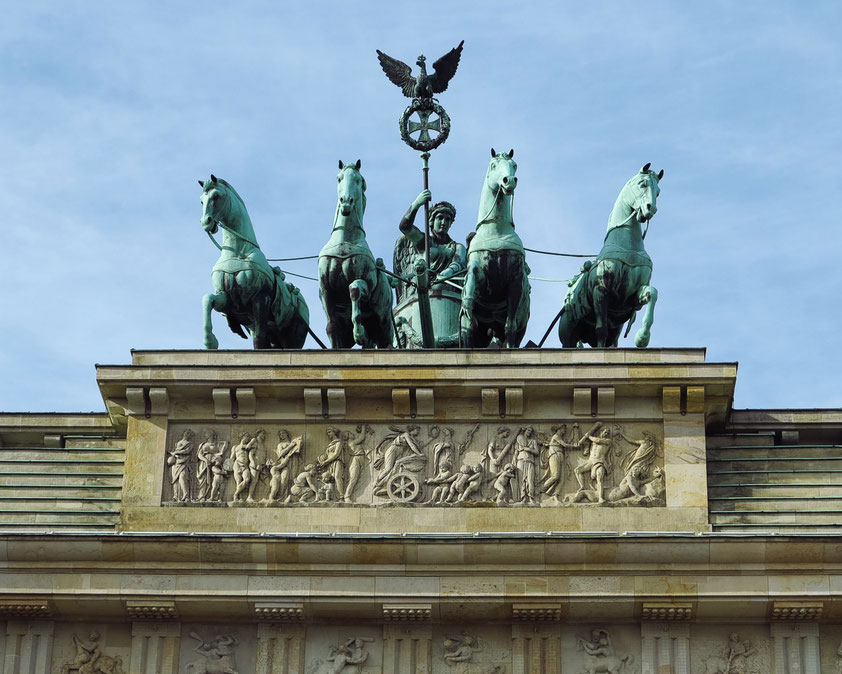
622 654 634 671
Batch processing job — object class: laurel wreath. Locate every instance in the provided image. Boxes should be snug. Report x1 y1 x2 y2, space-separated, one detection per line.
399 99 451 151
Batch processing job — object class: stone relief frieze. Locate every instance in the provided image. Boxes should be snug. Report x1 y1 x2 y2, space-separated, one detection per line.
60 631 125 674
162 422 665 507
576 629 635 674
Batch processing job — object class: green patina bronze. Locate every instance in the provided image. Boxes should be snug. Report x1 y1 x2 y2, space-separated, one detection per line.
392 189 466 348
460 149 531 348
558 164 663 348
199 175 309 349
318 160 394 349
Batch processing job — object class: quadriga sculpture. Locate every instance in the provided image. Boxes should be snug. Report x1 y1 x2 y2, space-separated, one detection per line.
318 160 394 348
558 163 663 348
199 175 309 349
460 149 531 348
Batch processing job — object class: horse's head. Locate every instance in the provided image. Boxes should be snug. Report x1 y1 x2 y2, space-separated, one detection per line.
486 148 518 196
624 163 664 223
198 174 230 234
336 159 366 220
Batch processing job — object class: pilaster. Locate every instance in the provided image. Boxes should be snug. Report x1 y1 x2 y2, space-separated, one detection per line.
511 623 560 674
3 620 53 674
641 622 689 674
129 621 181 674
771 622 820 674
382 624 432 673
255 623 305 674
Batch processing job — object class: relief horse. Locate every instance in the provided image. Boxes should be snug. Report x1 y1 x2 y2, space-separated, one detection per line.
318 160 393 348
558 163 663 348
199 175 309 349
460 149 530 347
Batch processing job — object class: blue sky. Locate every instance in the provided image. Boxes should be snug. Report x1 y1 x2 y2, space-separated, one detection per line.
1 2 840 412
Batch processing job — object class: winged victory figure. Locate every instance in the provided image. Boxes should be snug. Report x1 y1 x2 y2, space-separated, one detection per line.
376 40 464 99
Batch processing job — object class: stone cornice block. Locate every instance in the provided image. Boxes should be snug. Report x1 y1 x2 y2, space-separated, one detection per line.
304 388 323 416
125 387 146 416
44 434 62 448
327 388 346 417
512 603 562 621
392 388 411 416
573 387 591 416
415 388 434 416
383 603 432 622
0 599 53 619
126 600 178 621
771 601 823 620
212 387 232 417
481 388 500 416
505 387 523 416
662 386 681 414
641 602 693 621
597 387 615 415
235 387 256 417
686 386 705 413
253 602 305 622
148 387 169 416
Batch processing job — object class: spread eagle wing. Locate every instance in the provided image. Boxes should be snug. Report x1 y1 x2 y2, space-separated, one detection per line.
429 40 464 94
376 50 416 98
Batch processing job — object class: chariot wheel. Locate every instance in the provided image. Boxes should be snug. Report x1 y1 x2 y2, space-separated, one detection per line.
386 472 421 503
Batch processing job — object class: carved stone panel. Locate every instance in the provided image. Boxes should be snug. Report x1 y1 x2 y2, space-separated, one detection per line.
689 625 771 674
161 422 665 508
303 627 380 674
52 623 131 674
178 624 256 674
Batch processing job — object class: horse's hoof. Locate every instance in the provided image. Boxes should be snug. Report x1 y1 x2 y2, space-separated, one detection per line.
634 329 650 348
204 335 219 350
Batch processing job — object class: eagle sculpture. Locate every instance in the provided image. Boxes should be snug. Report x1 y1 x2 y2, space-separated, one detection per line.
376 40 464 100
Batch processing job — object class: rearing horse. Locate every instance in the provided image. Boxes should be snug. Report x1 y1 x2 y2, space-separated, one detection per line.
460 148 531 348
318 160 393 348
199 175 309 349
558 163 663 348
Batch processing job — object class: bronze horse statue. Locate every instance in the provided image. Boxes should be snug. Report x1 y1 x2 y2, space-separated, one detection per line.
199 175 309 349
460 149 531 348
318 160 394 348
558 163 663 348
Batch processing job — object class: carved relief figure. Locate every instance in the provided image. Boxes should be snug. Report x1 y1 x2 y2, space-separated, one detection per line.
307 636 374 674
431 427 455 475
209 446 230 502
446 464 484 503
425 460 457 503
492 463 517 504
344 424 373 502
701 633 756 674
836 639 842 673
167 429 194 502
372 425 424 497
61 631 124 674
576 629 634 674
443 632 480 664
185 631 238 674
197 430 228 502
514 426 540 504
229 432 257 503
288 464 319 503
482 427 514 496
317 427 346 497
569 423 616 504
267 430 303 502
540 424 578 501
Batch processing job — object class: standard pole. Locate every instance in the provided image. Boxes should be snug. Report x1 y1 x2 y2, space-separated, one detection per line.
421 152 431 268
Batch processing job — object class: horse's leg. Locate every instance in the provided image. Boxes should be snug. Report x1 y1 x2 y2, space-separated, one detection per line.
634 284 658 348
251 294 270 349
592 261 613 347
319 258 341 348
349 279 371 348
460 258 479 347
202 291 227 350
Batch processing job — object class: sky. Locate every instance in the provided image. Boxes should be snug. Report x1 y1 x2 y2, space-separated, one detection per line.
0 2 840 413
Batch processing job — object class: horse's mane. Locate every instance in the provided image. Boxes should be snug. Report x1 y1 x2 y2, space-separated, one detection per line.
216 178 247 213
